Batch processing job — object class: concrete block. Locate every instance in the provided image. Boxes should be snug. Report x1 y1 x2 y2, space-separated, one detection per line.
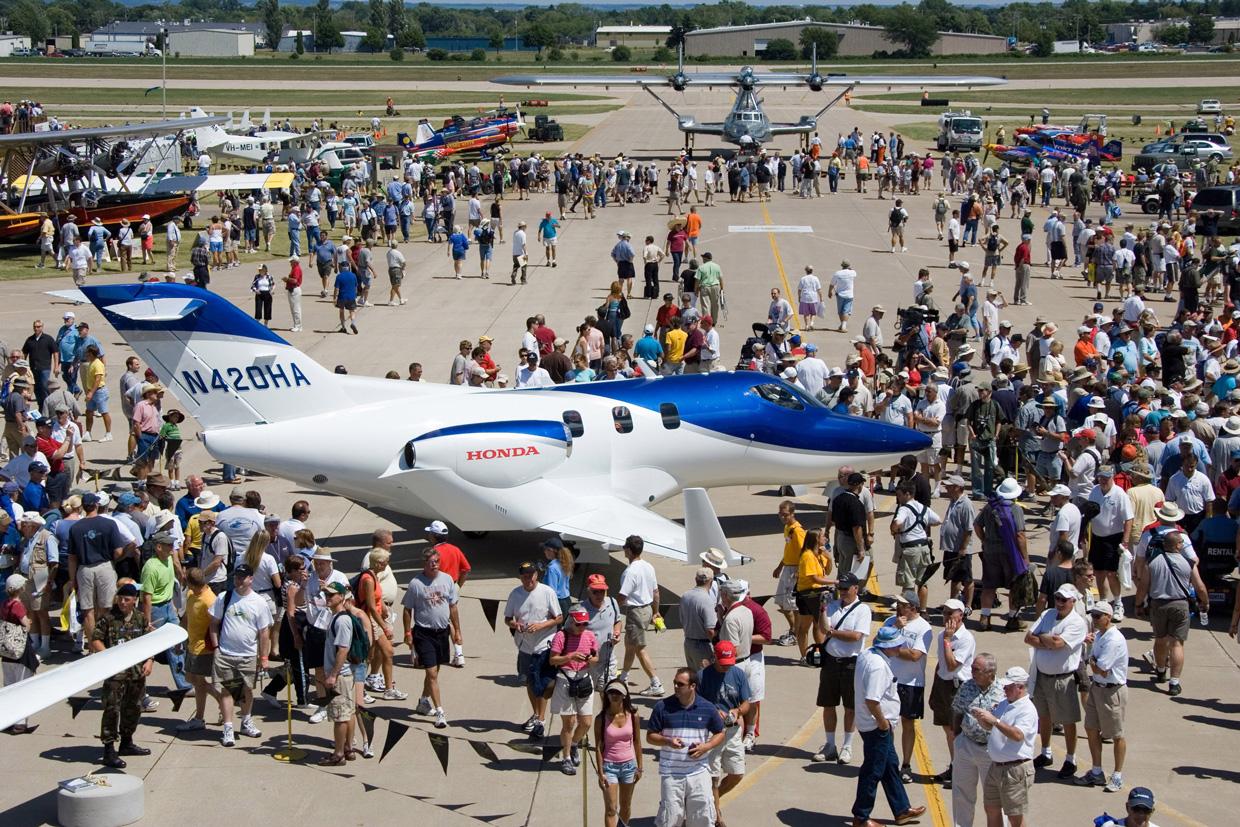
57 773 143 827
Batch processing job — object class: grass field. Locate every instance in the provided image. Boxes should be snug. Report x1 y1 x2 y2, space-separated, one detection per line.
4 88 608 109
5 52 1240 82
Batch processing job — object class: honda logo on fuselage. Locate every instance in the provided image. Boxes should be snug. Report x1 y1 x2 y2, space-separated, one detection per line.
465 446 542 461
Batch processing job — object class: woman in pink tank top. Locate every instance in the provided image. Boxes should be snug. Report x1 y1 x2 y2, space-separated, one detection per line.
594 679 643 827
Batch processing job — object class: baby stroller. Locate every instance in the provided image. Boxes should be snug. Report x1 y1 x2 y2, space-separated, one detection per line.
625 187 650 205
736 322 772 371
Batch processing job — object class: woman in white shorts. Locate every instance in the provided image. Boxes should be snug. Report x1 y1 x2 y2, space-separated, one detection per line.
548 607 599 776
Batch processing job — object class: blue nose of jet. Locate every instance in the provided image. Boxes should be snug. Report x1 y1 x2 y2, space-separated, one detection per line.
814 412 932 457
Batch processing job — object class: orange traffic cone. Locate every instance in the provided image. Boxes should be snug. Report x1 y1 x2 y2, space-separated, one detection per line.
1155 125 1160 135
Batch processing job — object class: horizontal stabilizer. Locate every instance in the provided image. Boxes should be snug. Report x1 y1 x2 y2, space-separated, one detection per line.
542 497 688 562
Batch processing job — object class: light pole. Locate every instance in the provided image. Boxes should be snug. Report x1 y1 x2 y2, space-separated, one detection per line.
161 26 167 119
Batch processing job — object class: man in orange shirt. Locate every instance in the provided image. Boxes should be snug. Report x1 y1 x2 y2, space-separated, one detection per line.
685 206 702 259
1073 325 1100 367
853 336 876 377
856 156 869 193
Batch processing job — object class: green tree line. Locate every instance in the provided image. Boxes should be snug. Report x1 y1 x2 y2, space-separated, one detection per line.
1 0 1234 55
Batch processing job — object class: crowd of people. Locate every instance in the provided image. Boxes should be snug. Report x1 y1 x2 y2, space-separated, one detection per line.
2 108 1235 827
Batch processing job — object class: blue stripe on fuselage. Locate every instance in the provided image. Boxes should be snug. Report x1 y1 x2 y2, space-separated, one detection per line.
541 372 931 455
412 419 570 445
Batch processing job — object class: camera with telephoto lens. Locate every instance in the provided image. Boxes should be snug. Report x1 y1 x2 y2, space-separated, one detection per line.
898 305 939 332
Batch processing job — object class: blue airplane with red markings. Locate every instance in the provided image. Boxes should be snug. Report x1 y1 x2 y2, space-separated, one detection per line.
396 107 523 163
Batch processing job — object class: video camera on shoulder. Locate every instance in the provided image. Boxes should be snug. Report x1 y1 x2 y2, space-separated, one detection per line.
898 305 939 331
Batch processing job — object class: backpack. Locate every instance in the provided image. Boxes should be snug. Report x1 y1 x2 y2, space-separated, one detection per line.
349 569 376 604
1144 525 1174 564
889 206 903 227
333 611 370 665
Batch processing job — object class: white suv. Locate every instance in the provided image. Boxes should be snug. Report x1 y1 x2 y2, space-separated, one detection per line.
1198 99 1223 114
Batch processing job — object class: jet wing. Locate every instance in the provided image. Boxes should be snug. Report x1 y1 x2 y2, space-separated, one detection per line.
0 116 228 150
0 624 187 731
540 496 688 562
141 172 296 194
491 73 1005 89
769 121 818 136
681 122 726 135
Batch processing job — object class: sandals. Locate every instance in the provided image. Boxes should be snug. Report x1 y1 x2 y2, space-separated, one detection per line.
345 749 357 761
318 753 347 766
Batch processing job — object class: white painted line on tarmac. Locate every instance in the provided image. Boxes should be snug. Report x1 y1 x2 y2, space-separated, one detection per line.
729 225 813 233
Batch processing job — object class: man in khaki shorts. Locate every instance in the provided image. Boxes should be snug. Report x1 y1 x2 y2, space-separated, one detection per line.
1076 601 1129 793
890 482 941 611
1024 583 1088 779
974 666 1038 827
322 581 358 765
207 563 273 748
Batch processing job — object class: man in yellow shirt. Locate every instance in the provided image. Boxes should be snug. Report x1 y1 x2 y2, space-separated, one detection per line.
771 499 806 647
663 316 687 376
177 567 223 732
38 211 55 269
82 344 112 441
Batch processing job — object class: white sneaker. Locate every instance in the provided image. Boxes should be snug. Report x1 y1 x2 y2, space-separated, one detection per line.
742 733 755 753
639 681 664 697
363 694 377 705
309 706 328 724
399 298 408 305
1112 603 1125 622
382 688 408 701
434 709 447 729
221 726 235 747
362 740 374 758
811 743 837 763
365 674 386 693
450 655 465 668
100 433 113 442
901 246 907 252
81 432 92 442
176 717 205 732
838 745 853 764
239 720 262 738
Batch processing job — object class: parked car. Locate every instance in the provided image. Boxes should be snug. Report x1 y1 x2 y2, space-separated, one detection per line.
1198 99 1223 115
1132 138 1233 170
1187 186 1240 233
8 48 33 57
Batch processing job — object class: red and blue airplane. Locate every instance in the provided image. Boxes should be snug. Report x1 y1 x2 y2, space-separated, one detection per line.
396 107 524 163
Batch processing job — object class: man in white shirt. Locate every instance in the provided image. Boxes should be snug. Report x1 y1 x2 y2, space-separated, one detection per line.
504 561 563 741
796 343 828 396
885 594 934 782
850 624 926 826
929 598 975 781
1076 601 1129 793
1047 485 1081 556
812 572 871 765
862 305 886 353
981 290 1006 341
973 666 1038 827
1024 583 1089 779
797 265 823 331
828 259 858 333
890 483 942 610
515 352 552 388
1086 466 1135 612
207 563 273 747
1165 453 1214 536
511 221 528 285
913 383 947 496
617 535 662 697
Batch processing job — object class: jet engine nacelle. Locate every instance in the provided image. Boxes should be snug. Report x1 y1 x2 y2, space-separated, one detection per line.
807 73 824 92
405 420 571 489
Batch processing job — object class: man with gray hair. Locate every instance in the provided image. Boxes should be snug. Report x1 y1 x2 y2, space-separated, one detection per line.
951 652 1003 827
402 545 460 729
681 568 718 670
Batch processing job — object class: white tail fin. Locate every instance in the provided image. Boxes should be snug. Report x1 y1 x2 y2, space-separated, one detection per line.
415 120 436 146
238 109 252 131
684 488 746 567
82 283 341 430
188 107 229 152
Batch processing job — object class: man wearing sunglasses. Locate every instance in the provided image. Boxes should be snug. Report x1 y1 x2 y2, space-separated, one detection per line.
1100 787 1159 826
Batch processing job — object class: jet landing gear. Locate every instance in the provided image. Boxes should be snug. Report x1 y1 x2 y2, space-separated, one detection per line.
683 132 695 159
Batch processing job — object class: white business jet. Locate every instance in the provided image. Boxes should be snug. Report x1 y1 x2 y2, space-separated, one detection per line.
82 284 930 561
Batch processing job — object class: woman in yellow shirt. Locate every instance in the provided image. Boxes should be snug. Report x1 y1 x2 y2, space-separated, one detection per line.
796 528 835 662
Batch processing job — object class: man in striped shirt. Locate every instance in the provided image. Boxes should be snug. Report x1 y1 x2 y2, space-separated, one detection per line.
647 667 727 827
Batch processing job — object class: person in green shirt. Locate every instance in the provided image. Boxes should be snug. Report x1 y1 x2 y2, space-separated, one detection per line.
1020 207 1034 238
158 409 184 490
966 385 1007 499
694 252 725 326
141 530 191 692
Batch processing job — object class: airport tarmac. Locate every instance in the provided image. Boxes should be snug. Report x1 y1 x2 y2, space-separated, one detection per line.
0 91 1235 827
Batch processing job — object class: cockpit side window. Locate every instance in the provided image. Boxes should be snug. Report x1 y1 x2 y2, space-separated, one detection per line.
748 383 805 411
563 410 584 438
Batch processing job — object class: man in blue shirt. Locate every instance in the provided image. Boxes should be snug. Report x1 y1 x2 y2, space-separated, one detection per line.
647 666 727 827
697 642 751 821
315 235 338 299
634 324 663 368
537 212 560 268
333 267 359 335
56 313 81 394
287 206 302 258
